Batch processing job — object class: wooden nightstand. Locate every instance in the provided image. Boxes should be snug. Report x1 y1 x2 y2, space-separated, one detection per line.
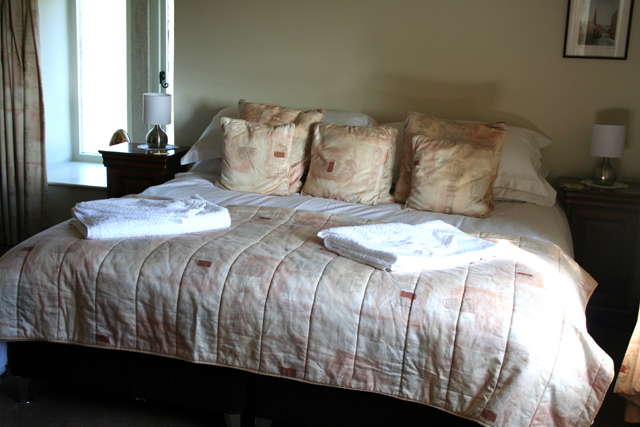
99 143 189 198
558 176 640 328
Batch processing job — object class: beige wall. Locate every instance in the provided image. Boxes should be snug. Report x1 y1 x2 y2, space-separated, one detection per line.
174 0 640 183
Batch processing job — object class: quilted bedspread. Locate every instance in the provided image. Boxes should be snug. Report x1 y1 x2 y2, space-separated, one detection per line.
0 205 613 426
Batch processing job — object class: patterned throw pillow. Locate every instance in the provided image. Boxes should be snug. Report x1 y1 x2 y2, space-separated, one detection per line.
301 123 398 206
238 100 325 193
394 112 507 204
215 118 295 196
399 114 508 217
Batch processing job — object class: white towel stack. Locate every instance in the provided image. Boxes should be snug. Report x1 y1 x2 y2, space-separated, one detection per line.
71 195 231 239
318 220 508 271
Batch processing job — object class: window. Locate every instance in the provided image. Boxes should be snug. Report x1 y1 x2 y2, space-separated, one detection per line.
76 0 128 156
39 0 173 166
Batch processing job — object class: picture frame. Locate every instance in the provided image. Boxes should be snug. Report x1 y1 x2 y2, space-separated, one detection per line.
563 0 635 59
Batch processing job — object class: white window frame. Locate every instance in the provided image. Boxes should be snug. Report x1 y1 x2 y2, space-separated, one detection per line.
147 0 173 142
39 0 172 165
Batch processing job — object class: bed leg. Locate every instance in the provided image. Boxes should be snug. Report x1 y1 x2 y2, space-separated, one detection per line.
15 376 32 405
255 417 272 427
223 413 241 427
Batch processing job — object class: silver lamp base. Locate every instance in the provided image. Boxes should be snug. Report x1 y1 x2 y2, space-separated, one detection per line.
146 124 168 149
592 157 617 186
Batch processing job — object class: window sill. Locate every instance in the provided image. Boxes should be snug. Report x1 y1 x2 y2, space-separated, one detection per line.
48 161 106 189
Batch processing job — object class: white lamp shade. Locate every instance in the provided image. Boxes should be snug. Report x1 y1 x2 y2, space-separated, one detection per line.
143 93 172 125
591 124 626 158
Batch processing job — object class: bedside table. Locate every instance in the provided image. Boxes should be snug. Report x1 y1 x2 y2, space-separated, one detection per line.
99 143 189 198
558 176 640 328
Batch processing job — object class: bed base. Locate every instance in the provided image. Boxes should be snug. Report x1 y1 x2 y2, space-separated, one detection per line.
223 414 272 427
8 341 478 427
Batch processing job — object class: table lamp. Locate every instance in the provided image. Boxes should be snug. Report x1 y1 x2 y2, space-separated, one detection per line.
143 93 171 148
591 124 626 186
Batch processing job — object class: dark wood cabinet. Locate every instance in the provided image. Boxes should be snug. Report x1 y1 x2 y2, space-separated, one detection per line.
558 176 640 328
99 143 189 198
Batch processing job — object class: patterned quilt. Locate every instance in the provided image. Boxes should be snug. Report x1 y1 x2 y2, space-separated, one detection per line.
0 205 613 426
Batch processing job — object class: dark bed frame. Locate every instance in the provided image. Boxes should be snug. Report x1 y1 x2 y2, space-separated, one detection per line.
8 341 478 427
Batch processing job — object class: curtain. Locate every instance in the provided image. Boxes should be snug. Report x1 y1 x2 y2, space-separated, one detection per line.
0 0 47 246
615 314 640 422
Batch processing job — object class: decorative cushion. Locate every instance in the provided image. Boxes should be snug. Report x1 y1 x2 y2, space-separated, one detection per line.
214 118 295 196
301 123 397 206
238 100 325 194
404 131 506 217
394 112 507 206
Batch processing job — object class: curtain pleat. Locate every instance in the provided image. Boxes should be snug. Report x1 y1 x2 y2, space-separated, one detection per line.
0 0 47 246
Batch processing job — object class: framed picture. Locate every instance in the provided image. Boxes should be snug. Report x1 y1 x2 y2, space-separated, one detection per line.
564 0 635 59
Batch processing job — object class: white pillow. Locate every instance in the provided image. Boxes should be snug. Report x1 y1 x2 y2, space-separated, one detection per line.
492 126 553 205
322 110 378 127
188 158 223 175
181 106 239 165
494 177 557 207
382 121 556 206
182 106 378 165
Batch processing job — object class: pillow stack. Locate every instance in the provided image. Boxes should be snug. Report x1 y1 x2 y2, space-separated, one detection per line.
394 112 508 218
182 101 556 215
382 116 556 209
185 99 396 205
237 99 325 194
180 103 379 168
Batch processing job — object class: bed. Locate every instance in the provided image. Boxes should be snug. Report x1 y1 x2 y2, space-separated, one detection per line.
0 102 613 427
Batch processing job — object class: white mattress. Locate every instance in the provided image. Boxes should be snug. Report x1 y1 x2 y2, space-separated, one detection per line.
142 172 574 256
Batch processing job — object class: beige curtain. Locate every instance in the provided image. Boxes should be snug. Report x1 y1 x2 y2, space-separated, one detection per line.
616 314 640 422
0 0 47 246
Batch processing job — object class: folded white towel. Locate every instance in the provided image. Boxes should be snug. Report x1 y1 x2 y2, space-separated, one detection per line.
71 195 231 239
72 196 209 222
318 220 508 271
